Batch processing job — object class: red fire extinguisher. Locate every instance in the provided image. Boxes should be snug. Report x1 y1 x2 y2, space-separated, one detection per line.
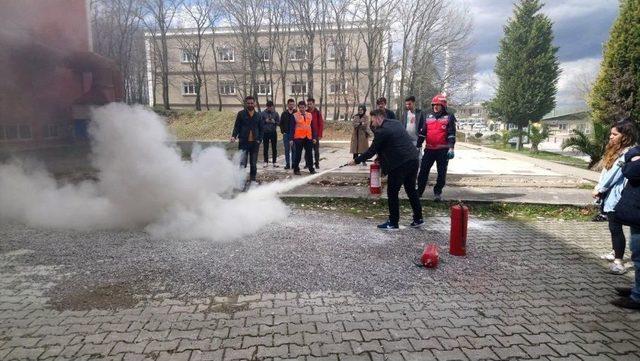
369 162 381 194
420 243 439 268
449 202 469 256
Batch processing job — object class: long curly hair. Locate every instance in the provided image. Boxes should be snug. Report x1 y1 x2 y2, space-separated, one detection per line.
602 119 637 170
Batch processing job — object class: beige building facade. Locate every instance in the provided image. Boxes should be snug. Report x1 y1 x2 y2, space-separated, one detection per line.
146 24 385 120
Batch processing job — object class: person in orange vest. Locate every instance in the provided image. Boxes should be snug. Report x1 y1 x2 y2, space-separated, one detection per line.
416 93 456 201
289 100 317 175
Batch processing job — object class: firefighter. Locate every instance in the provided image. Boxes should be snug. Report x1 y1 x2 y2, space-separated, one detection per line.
416 93 456 201
290 100 317 175
349 109 423 230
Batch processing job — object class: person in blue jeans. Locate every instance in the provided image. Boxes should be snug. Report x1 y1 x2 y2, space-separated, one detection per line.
612 144 640 310
280 98 297 169
593 120 637 274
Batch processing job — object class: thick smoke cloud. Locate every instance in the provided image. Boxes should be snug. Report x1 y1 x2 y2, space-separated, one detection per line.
0 103 292 241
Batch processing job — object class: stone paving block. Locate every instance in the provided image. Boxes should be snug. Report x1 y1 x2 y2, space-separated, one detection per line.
432 348 469 361
576 342 616 355
361 330 390 342
339 355 372 361
319 341 351 355
157 350 191 361
257 345 289 358
521 344 559 358
144 339 179 353
380 339 413 353
223 346 257 360
492 345 528 359
303 332 333 344
495 334 529 347
111 341 148 355
77 342 115 356
275 333 304 346
461 346 499 361
350 340 383 354
288 344 312 357
5 346 45 360
189 349 224 361
549 342 588 357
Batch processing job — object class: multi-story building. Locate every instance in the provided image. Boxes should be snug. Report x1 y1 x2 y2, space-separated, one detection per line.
146 24 386 120
0 0 123 151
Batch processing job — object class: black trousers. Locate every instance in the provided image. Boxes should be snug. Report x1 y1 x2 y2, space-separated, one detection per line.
263 132 277 163
387 159 423 227
417 148 449 196
239 141 259 181
607 212 627 259
293 138 314 172
313 139 320 166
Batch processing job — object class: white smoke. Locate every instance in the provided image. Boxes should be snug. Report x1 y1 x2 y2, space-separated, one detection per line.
0 103 298 241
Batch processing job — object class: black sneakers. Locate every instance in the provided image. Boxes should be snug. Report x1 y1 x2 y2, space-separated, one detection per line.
611 297 640 310
615 287 632 297
410 219 424 228
377 220 399 231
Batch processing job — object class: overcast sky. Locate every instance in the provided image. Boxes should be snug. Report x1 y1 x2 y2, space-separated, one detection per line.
467 0 619 111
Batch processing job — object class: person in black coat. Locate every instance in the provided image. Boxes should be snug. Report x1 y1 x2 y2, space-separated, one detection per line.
611 144 640 310
231 96 263 182
376 96 396 120
349 109 423 230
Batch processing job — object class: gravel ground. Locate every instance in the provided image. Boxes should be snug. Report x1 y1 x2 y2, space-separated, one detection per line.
0 208 620 311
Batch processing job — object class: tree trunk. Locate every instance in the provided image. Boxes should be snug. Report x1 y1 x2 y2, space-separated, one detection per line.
517 124 523 150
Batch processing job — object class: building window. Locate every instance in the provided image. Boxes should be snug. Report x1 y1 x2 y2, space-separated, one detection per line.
182 82 196 95
290 81 307 95
19 124 32 139
258 47 271 62
4 125 18 140
558 123 568 131
256 82 272 95
181 49 195 63
219 81 236 95
43 123 63 138
328 80 347 94
327 44 348 61
217 47 234 62
289 47 307 61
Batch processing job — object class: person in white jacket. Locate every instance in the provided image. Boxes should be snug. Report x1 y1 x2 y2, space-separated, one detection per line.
593 119 638 274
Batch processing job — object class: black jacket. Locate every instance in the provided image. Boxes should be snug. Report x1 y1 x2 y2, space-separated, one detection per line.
384 108 396 120
416 109 457 149
232 109 263 146
355 119 419 174
400 108 426 139
261 110 280 133
280 109 295 134
614 146 640 227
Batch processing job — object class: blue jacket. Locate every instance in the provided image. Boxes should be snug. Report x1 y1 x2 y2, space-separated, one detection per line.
596 149 630 212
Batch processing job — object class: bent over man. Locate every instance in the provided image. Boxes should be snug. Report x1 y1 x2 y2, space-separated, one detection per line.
350 109 423 230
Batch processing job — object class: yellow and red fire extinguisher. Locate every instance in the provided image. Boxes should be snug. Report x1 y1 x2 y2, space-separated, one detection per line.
369 161 381 194
449 202 469 256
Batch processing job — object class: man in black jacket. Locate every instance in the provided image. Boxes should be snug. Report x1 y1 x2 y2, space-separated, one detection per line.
261 100 280 167
280 98 296 169
231 96 263 182
611 145 640 310
349 109 423 230
376 97 396 120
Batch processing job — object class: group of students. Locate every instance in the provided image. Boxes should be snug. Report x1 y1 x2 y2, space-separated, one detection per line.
230 96 324 182
591 118 640 310
347 93 457 230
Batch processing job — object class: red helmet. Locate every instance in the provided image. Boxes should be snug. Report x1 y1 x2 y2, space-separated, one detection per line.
431 93 447 107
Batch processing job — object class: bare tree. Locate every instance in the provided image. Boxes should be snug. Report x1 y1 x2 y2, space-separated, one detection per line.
268 0 294 110
351 0 393 106
91 0 147 104
140 0 183 109
286 0 323 98
175 0 215 111
222 0 267 106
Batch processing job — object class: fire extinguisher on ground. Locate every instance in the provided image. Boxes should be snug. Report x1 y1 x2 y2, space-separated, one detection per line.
450 202 469 256
369 161 381 195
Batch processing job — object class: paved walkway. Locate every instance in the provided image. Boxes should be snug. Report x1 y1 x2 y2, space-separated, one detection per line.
1 210 638 361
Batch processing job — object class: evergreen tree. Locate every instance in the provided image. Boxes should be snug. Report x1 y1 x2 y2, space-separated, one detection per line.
590 0 640 126
486 0 560 150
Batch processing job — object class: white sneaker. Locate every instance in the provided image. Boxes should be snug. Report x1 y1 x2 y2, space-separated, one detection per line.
600 251 615 262
610 261 628 275
263 162 269 168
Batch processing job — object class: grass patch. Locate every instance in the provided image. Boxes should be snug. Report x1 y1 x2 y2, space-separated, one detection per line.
488 144 589 169
282 197 598 222
165 110 353 141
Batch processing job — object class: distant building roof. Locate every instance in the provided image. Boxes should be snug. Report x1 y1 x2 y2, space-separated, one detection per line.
542 110 590 122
